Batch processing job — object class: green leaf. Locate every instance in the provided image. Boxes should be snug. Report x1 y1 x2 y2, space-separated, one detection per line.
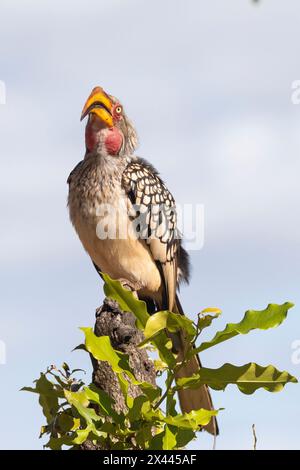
165 371 177 417
162 425 177 450
175 428 196 448
102 273 150 329
149 425 192 450
143 310 169 341
140 401 165 423
201 307 222 315
176 362 298 394
99 422 118 435
195 302 294 354
139 382 161 402
21 386 37 393
151 334 177 368
81 328 145 389
39 425 48 438
118 373 133 407
166 391 177 417
57 413 80 433
135 423 153 449
73 426 92 445
62 362 70 377
164 408 219 431
64 390 102 425
142 310 195 344
81 329 125 373
72 343 87 352
148 430 164 450
168 312 196 337
22 374 60 424
138 310 194 368
45 435 73 450
197 308 221 331
127 395 149 422
84 385 121 422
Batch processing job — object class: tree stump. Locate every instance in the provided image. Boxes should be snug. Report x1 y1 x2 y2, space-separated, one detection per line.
80 298 156 450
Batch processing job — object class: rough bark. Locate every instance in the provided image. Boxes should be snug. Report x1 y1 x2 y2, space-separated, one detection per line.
80 298 156 450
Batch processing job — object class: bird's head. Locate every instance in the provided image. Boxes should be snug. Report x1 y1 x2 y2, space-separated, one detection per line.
81 86 138 157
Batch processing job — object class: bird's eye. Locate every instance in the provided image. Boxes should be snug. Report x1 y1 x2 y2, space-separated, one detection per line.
115 106 122 114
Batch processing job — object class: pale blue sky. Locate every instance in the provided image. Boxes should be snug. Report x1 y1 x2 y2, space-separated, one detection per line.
0 0 300 449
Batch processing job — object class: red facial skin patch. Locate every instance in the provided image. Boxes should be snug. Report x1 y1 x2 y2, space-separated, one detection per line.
85 115 123 155
104 128 123 155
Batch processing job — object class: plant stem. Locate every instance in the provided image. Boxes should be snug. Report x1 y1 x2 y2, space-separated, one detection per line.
154 372 174 409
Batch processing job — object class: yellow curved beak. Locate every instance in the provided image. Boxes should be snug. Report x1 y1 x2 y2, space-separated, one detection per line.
80 86 113 128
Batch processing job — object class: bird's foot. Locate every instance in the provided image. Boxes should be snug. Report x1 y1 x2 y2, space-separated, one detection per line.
117 278 140 298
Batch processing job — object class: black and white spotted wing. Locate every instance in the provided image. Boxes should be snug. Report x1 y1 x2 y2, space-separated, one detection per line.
122 157 181 310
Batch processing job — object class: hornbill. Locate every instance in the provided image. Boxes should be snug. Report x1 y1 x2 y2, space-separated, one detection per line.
68 86 218 435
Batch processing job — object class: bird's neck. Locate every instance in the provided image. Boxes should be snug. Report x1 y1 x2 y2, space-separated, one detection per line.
85 115 123 156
